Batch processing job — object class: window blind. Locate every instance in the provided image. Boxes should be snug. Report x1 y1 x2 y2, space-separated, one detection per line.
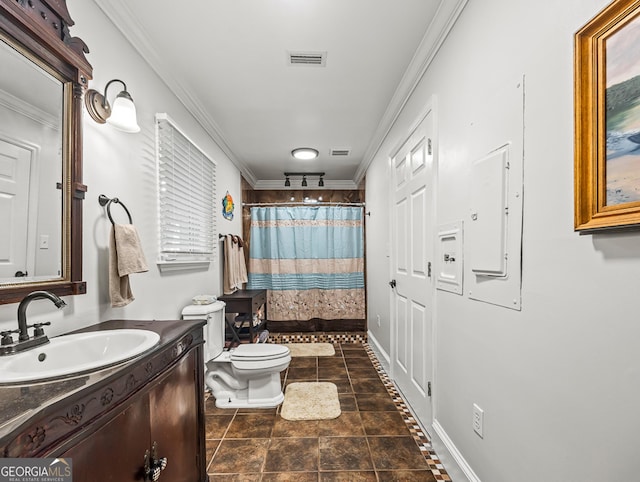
156 113 216 264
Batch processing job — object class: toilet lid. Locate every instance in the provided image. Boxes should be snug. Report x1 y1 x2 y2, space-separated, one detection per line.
230 343 290 362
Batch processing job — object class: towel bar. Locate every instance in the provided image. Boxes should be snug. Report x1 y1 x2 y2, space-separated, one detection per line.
98 194 133 225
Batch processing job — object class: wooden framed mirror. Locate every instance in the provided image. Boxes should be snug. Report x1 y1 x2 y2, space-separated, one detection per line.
0 0 91 304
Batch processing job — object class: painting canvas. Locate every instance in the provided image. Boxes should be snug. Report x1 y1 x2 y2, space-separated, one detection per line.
605 13 640 206
574 0 640 231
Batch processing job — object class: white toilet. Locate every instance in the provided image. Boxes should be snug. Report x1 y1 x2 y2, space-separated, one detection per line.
181 300 291 409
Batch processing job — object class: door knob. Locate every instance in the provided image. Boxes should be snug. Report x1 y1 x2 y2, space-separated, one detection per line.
389 279 397 288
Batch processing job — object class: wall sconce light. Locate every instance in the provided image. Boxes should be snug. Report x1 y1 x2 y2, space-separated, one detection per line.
284 172 326 188
85 79 140 133
291 148 319 160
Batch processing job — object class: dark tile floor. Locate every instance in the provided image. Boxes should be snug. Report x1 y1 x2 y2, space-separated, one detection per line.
204 342 449 481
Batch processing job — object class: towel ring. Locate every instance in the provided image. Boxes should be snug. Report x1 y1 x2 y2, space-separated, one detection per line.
98 194 133 225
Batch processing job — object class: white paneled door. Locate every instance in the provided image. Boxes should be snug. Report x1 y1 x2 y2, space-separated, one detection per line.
0 139 32 280
390 110 434 430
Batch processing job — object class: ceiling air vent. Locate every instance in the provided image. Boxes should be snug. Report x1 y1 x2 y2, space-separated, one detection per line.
330 148 351 157
288 51 327 67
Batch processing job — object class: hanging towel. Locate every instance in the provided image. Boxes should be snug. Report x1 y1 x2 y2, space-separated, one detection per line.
223 234 248 294
236 238 248 289
109 224 149 307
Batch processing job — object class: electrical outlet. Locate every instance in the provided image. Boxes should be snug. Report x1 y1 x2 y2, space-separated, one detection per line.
376 314 381 327
473 403 484 438
39 235 49 249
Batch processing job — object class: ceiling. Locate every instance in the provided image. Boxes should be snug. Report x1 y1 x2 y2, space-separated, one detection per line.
93 0 465 189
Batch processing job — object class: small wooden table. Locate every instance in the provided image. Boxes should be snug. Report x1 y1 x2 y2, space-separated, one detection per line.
218 289 267 342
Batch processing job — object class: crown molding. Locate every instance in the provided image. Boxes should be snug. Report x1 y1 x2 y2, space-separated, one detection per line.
93 0 467 188
354 0 469 183
0 89 59 130
92 0 257 187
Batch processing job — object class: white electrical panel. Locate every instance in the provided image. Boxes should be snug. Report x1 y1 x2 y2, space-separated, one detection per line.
468 145 509 277
466 78 524 311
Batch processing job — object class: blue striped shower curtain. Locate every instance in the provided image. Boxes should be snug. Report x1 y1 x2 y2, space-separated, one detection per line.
247 206 365 321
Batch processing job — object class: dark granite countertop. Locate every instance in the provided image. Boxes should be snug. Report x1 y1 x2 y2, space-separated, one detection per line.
0 319 205 439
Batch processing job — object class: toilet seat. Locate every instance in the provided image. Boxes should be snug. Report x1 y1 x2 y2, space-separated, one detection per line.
229 344 291 370
231 343 289 361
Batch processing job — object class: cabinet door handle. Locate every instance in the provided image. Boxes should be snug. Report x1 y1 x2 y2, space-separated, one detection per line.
144 441 168 481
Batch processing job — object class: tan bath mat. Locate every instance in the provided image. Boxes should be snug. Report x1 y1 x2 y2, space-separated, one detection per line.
280 382 341 421
284 343 335 357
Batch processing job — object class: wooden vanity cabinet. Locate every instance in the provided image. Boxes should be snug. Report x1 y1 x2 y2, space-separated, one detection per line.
60 350 201 481
0 320 208 482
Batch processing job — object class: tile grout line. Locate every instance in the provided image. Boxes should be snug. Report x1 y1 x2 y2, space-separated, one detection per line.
363 342 451 481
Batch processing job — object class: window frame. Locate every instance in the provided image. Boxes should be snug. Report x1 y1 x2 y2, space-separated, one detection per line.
155 113 217 271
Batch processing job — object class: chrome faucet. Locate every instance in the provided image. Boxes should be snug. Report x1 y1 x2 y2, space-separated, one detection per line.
0 291 66 355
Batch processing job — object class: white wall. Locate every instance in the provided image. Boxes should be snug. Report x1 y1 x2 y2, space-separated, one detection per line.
366 0 640 481
0 0 242 336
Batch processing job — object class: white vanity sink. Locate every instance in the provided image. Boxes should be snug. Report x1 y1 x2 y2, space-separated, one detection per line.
0 329 160 384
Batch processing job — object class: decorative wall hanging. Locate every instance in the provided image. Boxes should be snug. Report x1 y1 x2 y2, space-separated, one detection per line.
575 0 640 232
222 191 235 221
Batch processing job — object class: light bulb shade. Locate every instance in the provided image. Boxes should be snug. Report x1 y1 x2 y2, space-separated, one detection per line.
107 91 140 133
292 148 319 160
318 177 324 187
284 177 291 187
302 176 308 187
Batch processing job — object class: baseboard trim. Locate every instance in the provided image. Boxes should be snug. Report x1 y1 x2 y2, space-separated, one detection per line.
366 330 390 371
431 419 481 482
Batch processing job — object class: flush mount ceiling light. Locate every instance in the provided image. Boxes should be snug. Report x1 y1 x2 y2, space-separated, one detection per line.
291 148 319 160
85 79 140 133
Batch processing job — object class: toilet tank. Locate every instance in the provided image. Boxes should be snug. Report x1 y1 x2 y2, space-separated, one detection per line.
181 300 226 362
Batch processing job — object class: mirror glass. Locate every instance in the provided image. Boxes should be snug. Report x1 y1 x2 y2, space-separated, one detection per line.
0 39 63 284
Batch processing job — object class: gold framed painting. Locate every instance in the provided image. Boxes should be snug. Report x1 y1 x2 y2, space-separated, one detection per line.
575 0 640 231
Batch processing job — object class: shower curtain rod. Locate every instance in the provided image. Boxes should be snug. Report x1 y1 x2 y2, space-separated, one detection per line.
242 201 365 207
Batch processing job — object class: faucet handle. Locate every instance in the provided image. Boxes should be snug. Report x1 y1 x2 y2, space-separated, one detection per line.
0 329 19 345
30 322 51 337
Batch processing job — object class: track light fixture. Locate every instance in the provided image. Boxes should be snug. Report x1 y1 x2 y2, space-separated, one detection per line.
284 172 326 188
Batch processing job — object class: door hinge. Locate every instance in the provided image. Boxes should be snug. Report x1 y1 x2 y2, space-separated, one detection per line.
427 262 432 278
427 138 432 155
428 381 432 397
